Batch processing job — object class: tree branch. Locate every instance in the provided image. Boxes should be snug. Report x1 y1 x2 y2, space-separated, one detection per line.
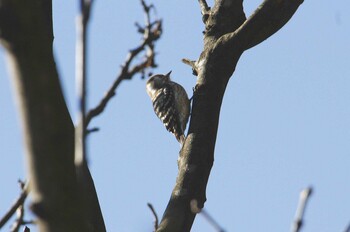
205 0 246 38
291 187 313 232
198 0 210 23
0 181 29 229
0 0 86 230
182 58 198 76
74 1 107 231
223 0 304 51
200 209 226 232
10 205 24 232
75 0 94 165
198 0 210 15
85 0 162 129
344 222 350 232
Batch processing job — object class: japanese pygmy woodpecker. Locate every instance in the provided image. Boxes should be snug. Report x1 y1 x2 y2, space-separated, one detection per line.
146 71 190 144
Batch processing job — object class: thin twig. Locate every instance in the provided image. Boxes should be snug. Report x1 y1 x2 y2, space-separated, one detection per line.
86 127 100 134
85 0 162 128
147 203 159 231
0 182 29 229
10 180 28 232
10 205 24 232
75 0 95 164
200 209 226 232
291 187 313 232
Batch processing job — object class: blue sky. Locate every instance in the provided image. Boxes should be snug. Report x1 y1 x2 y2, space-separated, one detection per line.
1 1 350 231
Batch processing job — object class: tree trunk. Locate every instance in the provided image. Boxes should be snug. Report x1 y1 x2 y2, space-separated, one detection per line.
157 0 304 231
0 0 105 231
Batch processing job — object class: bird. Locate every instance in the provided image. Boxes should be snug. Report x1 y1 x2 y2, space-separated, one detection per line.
146 71 191 144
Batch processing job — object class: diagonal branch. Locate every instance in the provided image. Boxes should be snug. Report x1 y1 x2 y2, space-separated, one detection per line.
198 0 210 23
85 0 162 129
0 181 29 229
198 0 210 15
291 187 313 232
182 58 198 76
344 222 350 232
221 0 304 51
200 209 226 232
10 205 24 232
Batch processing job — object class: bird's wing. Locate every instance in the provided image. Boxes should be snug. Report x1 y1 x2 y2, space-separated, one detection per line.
152 85 183 141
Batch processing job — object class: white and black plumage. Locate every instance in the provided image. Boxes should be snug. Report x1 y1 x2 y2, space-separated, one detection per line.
146 71 190 144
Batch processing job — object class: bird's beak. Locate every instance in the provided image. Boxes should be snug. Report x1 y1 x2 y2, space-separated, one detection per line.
165 70 172 77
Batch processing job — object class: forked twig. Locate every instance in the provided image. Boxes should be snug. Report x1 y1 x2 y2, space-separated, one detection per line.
0 181 29 229
85 0 162 129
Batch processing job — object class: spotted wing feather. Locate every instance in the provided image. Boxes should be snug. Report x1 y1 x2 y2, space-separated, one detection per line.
153 85 183 142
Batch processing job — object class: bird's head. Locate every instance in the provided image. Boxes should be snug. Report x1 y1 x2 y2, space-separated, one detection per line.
147 71 171 86
146 71 172 95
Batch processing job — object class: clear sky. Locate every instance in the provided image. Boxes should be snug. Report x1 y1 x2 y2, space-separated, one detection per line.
1 1 350 231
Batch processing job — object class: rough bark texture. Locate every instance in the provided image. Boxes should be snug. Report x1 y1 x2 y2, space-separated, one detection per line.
157 0 304 231
0 0 105 231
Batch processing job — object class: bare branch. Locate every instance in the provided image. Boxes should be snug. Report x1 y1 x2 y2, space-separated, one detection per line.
86 127 100 134
182 58 198 76
198 0 210 23
223 0 304 51
0 182 29 229
198 0 210 14
291 187 313 232
10 205 24 232
344 222 350 232
85 0 162 128
75 1 107 231
147 203 159 231
75 0 93 166
200 209 226 232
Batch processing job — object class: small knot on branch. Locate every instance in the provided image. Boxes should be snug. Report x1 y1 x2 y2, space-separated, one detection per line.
190 199 202 214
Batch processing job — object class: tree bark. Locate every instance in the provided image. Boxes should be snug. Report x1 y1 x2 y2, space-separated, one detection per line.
157 0 304 231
